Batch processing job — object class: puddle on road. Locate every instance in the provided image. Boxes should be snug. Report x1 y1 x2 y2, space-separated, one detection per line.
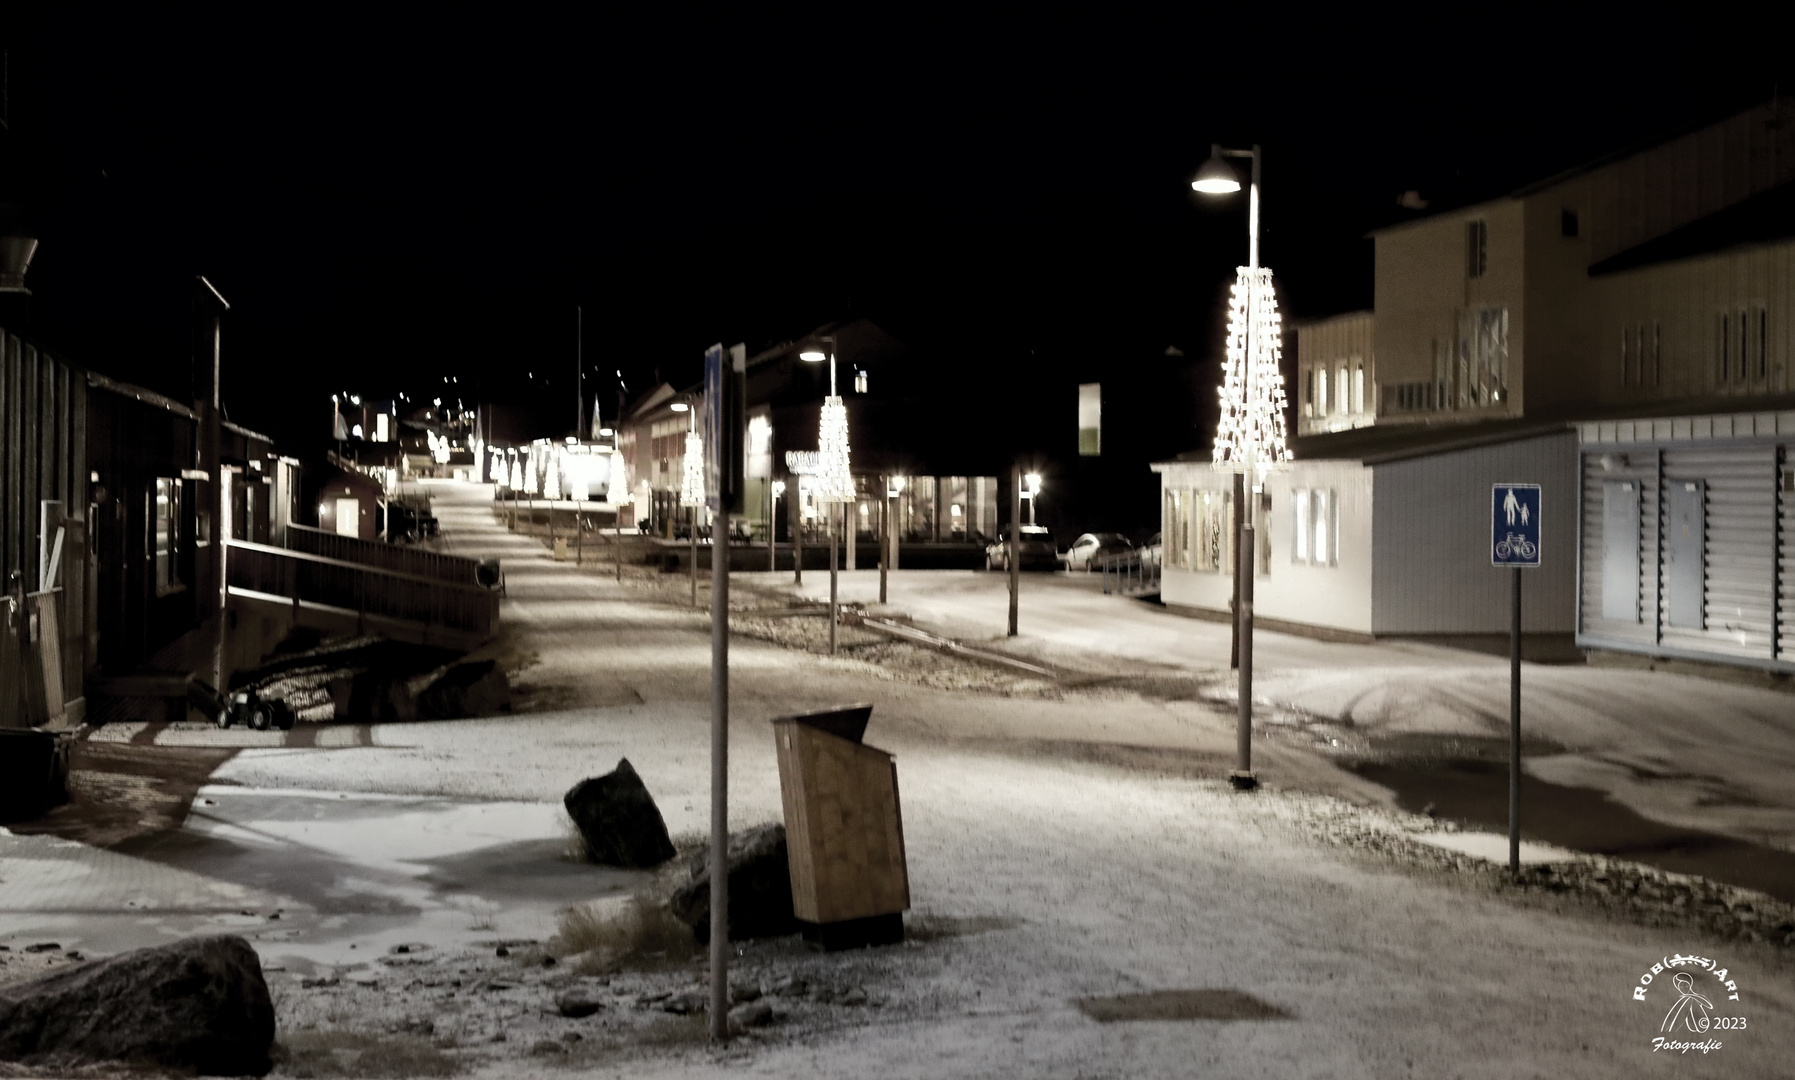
1348 737 1795 903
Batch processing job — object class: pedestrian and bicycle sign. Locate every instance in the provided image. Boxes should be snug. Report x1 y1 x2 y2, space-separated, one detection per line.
1491 483 1541 568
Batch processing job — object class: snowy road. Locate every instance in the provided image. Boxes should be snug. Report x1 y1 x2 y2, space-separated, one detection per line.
7 481 1791 1077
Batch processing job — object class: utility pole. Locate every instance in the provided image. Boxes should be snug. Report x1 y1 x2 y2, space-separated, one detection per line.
576 306 583 438
1008 467 1020 637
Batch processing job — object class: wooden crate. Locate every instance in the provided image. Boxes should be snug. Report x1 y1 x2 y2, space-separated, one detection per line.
774 707 909 925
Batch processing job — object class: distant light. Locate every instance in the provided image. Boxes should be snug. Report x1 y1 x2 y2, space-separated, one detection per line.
670 402 689 413
331 394 339 403
598 427 614 437
1192 146 1242 194
433 398 442 407
890 475 905 494
772 480 786 499
799 350 826 363
566 436 578 444
350 394 361 406
1025 472 1042 494
351 423 363 438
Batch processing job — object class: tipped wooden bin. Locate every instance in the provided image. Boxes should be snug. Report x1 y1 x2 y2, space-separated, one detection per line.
773 704 909 950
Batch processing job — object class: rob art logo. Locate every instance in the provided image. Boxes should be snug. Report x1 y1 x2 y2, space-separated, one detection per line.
1632 953 1748 1054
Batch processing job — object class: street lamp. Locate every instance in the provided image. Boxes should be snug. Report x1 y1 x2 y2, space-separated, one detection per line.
679 398 705 606
770 479 786 572
1193 142 1290 792
798 337 853 654
1024 472 1042 526
881 474 904 604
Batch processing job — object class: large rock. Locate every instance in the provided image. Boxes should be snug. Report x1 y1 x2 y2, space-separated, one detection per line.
563 759 677 868
670 823 798 944
417 659 511 719
0 934 275 1075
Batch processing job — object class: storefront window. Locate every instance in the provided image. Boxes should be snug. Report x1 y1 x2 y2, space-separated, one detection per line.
153 477 182 594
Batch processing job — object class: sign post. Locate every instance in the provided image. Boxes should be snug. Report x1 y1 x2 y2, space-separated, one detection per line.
1490 482 1541 875
705 343 745 1042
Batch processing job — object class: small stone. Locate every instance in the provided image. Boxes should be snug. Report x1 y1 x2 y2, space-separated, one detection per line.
661 989 707 1015
541 955 557 968
489 1031 507 1043
495 945 510 957
771 976 807 997
841 987 868 1006
530 1038 565 1055
562 1031 583 1043
728 1000 775 1030
22 943 61 954
557 992 603 1018
731 979 762 1002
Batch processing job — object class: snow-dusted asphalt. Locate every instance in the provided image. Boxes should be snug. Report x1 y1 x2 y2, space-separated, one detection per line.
6 482 1791 1077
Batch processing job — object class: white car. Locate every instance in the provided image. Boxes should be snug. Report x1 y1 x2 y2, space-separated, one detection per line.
1063 532 1133 571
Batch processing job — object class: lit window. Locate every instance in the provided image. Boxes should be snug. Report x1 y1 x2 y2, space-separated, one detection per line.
1336 367 1349 418
1293 489 1309 561
1316 365 1328 416
153 477 182 594
1352 364 1364 414
1313 489 1332 565
854 369 869 394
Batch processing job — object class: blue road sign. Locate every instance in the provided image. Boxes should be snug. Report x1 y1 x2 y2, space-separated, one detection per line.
1491 483 1541 567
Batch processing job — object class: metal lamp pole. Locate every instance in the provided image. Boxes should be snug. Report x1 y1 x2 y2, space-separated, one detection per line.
1195 142 1263 791
827 341 840 656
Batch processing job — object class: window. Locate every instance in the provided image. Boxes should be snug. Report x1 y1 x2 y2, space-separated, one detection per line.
1292 487 1338 567
1458 306 1508 405
1336 367 1349 417
1759 307 1769 380
1315 364 1328 415
1738 310 1750 382
1352 363 1364 414
1303 369 1314 418
1293 490 1309 561
1718 312 1729 384
1653 321 1662 386
1561 209 1579 237
152 477 181 594
1620 325 1630 385
1466 220 1488 279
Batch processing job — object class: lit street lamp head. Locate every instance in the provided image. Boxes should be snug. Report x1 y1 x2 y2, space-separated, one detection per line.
1192 145 1242 194
799 349 827 363
669 401 689 412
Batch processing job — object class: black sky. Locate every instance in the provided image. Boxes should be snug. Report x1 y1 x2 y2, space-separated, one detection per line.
7 5 1793 478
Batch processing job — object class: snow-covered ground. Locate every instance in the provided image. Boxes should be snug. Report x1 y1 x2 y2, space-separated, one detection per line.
745 566 1795 854
5 481 1793 1077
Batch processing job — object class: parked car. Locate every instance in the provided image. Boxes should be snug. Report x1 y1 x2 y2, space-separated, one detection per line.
986 525 1060 571
1063 532 1133 571
1139 532 1162 568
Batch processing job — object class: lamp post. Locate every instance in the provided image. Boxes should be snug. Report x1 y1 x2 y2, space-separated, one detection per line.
675 399 702 607
800 338 853 655
1008 467 1021 637
882 474 902 605
770 479 785 572
1193 142 1289 792
1024 472 1042 526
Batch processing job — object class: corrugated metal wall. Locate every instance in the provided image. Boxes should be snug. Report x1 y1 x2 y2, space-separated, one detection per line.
1371 432 1578 634
1578 429 1790 671
2 327 90 727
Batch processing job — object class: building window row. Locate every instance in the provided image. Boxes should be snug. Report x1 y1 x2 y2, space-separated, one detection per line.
1716 307 1770 385
1466 220 1488 279
152 476 183 595
1304 360 1365 419
1621 320 1662 387
1164 488 1272 575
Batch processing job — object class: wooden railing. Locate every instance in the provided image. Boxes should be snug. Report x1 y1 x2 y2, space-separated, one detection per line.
227 541 498 639
286 523 481 585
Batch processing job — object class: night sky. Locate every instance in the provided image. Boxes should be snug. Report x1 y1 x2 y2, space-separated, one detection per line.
5 6 1792 529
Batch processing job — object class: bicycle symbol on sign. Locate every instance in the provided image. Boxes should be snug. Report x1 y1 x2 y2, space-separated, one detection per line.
1494 532 1537 560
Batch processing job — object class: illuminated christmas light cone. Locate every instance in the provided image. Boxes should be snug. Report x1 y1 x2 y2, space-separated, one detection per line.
814 396 855 503
680 432 706 508
1212 265 1290 478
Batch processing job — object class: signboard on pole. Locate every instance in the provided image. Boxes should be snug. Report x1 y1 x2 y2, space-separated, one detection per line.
1490 483 1541 568
705 344 746 515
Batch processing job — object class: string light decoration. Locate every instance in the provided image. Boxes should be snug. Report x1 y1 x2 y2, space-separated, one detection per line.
812 396 855 502
1212 265 1291 476
680 432 706 508
509 459 524 492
